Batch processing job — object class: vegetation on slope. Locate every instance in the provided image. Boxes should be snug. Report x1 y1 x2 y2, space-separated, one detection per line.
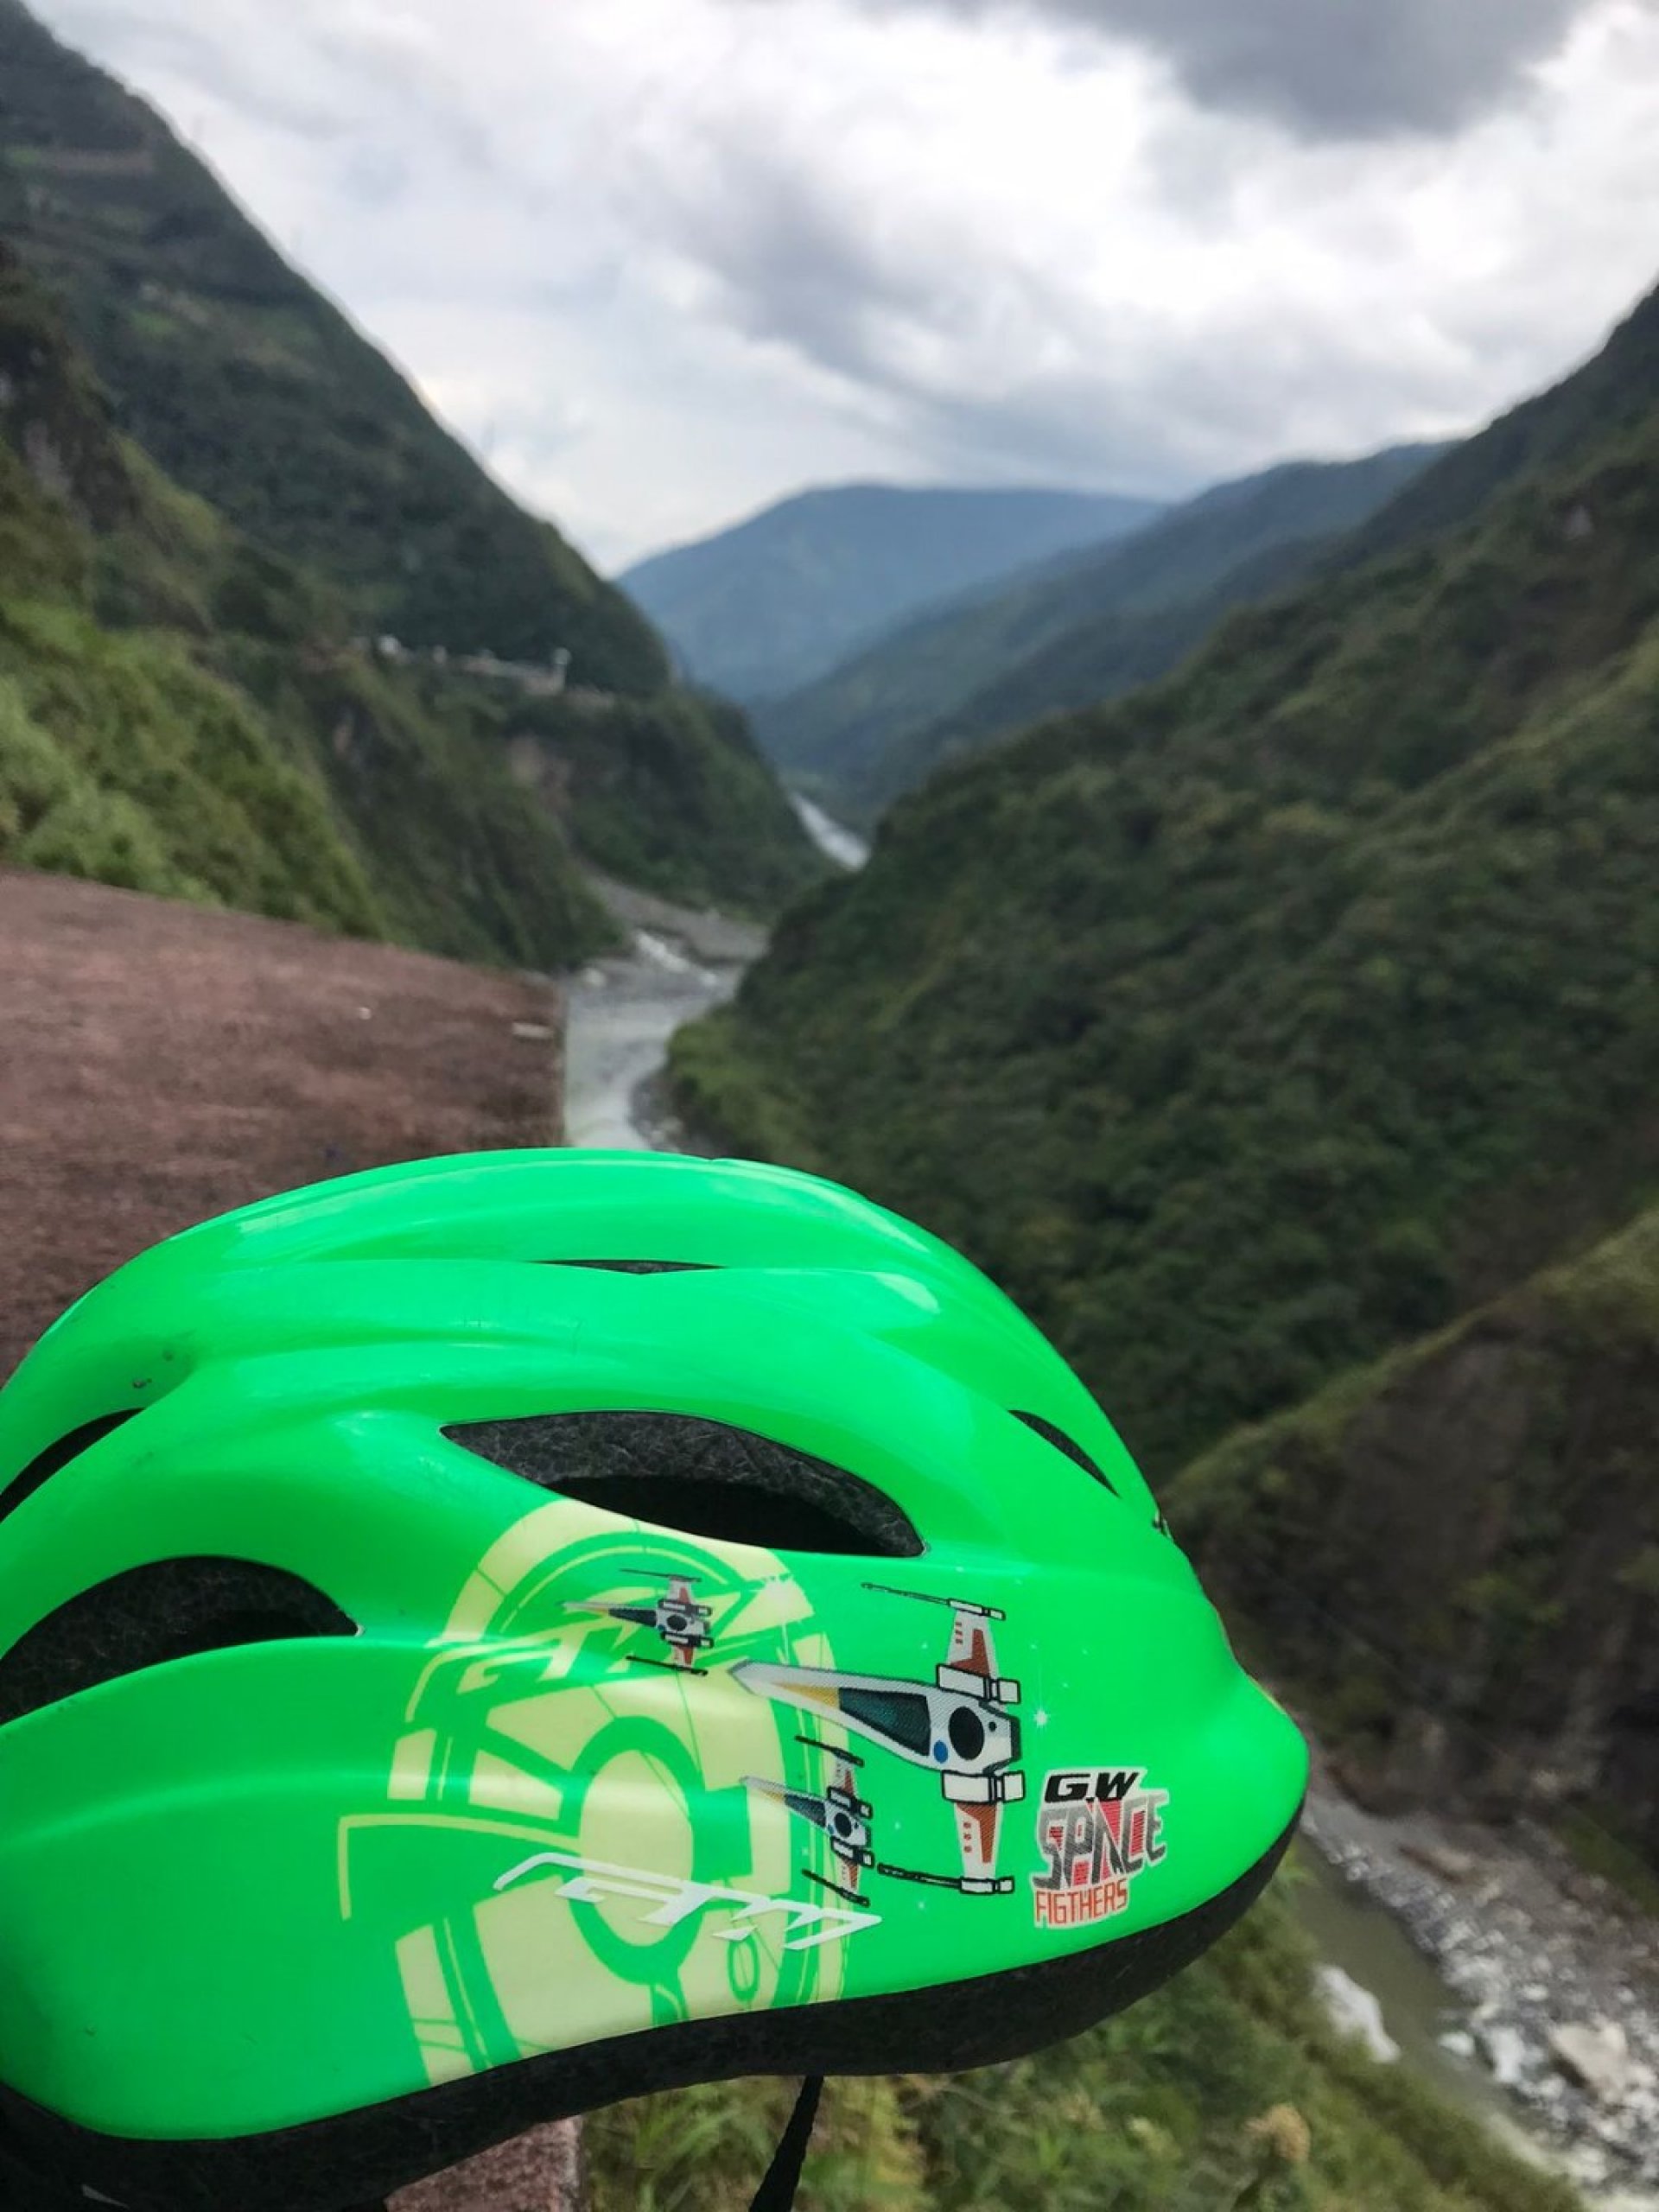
0 236 622 959
0 610 382 929
1174 1204 1659 1857
0 153 824 936
486 683 833 917
217 641 624 963
586 1874 1579 2212
622 482 1164 703
0 0 664 688
1344 281 1659 565
672 274 1659 1484
755 445 1442 823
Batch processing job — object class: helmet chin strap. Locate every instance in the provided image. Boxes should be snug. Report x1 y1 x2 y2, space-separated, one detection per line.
748 2076 823 2212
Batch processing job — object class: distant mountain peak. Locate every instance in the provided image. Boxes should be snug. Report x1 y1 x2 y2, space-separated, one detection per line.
751 440 1448 823
620 480 1167 702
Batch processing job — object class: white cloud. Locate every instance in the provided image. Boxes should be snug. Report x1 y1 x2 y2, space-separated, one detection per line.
32 0 1659 565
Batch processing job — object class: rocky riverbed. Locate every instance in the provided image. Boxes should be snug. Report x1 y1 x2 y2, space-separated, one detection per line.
1304 1763 1659 2202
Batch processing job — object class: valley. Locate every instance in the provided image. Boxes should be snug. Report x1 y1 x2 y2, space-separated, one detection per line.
660 259 1659 2209
4 3 1658 2207
559 832 1659 2208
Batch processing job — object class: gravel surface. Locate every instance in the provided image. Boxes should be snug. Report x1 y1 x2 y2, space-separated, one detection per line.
0 868 561 1380
391 2122 582 2212
1305 1756 1659 2202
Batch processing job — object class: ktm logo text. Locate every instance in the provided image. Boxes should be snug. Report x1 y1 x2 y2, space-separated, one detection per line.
496 1847 880 1951
1031 1766 1168 1929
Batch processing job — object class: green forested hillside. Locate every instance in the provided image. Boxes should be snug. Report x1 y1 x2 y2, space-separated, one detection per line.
672 273 1659 1481
0 242 617 957
0 0 664 688
488 683 831 916
1175 1204 1659 1859
1343 280 1659 565
0 243 382 928
0 0 825 935
0 238 817 951
621 481 1164 702
755 445 1442 823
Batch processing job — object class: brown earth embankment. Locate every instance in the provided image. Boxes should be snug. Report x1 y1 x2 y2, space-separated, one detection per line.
0 868 562 1379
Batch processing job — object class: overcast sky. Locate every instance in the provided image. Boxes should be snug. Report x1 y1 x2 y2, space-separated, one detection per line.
34 0 1659 569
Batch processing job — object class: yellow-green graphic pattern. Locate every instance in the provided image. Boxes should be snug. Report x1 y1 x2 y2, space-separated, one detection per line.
340 1502 859 2087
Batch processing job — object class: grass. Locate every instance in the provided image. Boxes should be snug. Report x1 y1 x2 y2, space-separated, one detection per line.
584 1873 1582 2212
1553 1807 1659 1918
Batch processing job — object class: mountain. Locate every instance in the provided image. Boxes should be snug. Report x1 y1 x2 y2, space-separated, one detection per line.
670 270 1659 1894
1339 280 1659 570
1175 1202 1659 1865
0 1 824 931
620 481 1166 702
0 236 614 958
672 268 1659 1501
756 444 1446 823
0 0 662 687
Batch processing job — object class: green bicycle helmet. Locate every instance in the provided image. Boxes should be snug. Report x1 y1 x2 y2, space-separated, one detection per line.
0 1151 1305 2211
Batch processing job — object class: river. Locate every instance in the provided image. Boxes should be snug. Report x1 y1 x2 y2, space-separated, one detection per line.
561 875 762 1151
563 804 868 1150
558 817 1651 2202
1292 1842 1541 2146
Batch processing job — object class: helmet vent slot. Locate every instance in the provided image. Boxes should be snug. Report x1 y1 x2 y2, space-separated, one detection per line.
1011 1409 1120 1497
0 1559 358 1729
445 1412 923 1559
543 1260 718 1274
0 1410 139 1528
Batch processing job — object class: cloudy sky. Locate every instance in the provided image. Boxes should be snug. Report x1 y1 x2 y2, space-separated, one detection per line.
34 0 1659 569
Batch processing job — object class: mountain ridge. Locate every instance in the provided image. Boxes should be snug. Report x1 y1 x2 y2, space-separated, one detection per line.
0 0 664 687
672 267 1659 1466
0 0 825 934
1174 1198 1659 1858
1339 281 1659 567
621 480 1166 702
755 442 1447 823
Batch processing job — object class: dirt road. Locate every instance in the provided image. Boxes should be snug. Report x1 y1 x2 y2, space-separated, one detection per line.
0 869 562 1381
